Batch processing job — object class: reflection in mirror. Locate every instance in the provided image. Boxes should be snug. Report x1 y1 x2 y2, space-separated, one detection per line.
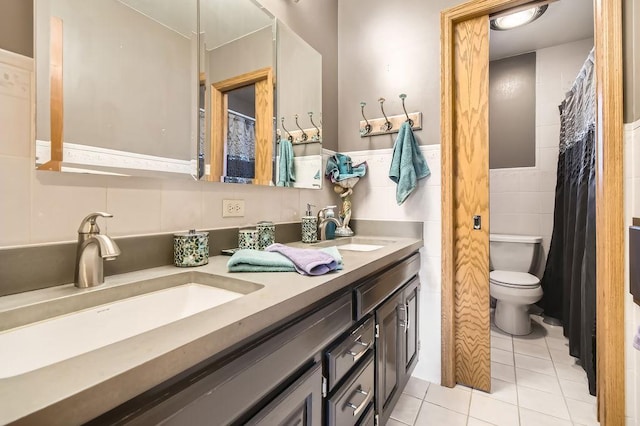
276 21 323 188
34 0 198 178
199 0 323 189
199 0 275 185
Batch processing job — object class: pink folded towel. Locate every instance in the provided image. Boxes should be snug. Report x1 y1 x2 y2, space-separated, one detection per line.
265 243 339 276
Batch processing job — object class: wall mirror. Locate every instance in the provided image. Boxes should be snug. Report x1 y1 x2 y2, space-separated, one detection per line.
35 0 199 178
200 0 323 188
34 0 323 188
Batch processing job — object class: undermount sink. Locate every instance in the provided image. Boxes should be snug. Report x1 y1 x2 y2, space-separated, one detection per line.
0 272 262 378
338 243 384 252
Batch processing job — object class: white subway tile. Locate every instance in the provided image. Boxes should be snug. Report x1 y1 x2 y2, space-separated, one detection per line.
536 124 561 149
31 171 108 243
106 179 162 236
0 156 31 245
160 180 202 232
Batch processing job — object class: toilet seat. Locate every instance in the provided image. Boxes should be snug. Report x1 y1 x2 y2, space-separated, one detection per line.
490 270 540 289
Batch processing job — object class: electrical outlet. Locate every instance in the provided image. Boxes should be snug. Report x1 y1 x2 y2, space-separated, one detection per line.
222 199 245 217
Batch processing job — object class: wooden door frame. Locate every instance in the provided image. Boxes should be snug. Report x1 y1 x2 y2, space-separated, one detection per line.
208 67 274 185
440 0 624 424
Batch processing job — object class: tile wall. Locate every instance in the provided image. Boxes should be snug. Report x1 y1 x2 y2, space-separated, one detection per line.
489 38 594 277
0 50 334 247
625 119 640 425
341 144 442 383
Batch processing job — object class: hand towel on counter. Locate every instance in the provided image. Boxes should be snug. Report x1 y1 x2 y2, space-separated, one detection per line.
227 245 342 275
265 243 342 276
389 121 430 205
277 138 295 187
227 249 297 273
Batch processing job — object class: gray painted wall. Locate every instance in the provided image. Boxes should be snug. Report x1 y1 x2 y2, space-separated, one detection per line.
260 0 338 151
624 0 639 124
338 0 461 152
0 0 33 57
489 53 536 169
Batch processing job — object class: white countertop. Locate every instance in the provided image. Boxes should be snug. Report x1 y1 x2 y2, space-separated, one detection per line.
0 236 422 425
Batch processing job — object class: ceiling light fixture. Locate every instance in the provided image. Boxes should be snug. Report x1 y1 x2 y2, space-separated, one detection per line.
490 4 548 31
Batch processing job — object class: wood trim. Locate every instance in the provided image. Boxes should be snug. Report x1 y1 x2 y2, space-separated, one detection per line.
38 16 64 172
440 7 456 389
253 71 274 185
209 67 273 184
441 0 625 419
452 15 491 392
594 0 625 424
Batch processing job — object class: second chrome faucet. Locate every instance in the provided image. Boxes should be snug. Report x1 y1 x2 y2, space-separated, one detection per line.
317 206 342 241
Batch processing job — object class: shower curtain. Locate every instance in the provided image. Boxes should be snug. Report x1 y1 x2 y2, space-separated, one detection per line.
224 111 255 184
539 49 596 395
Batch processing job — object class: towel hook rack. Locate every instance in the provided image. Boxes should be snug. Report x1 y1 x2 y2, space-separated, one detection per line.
378 98 392 132
308 111 321 141
399 93 414 126
294 114 308 142
360 102 372 136
281 117 293 142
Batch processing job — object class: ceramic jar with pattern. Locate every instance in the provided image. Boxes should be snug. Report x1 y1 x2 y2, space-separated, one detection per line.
239 229 260 250
301 216 317 243
257 221 275 250
173 230 209 267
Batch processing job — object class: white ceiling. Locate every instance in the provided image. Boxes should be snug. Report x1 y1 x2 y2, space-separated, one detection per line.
117 0 273 49
489 0 594 60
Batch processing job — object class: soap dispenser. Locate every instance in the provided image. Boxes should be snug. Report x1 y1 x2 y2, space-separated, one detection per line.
302 203 318 243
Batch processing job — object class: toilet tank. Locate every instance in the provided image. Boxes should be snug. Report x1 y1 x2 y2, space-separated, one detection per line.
490 234 542 273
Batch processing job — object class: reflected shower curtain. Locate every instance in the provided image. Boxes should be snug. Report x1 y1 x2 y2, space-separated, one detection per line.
539 49 597 395
224 111 255 184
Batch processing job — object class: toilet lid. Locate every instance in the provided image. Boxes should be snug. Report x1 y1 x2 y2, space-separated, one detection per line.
490 270 540 288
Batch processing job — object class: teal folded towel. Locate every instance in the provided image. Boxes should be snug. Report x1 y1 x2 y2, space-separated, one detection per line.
389 122 430 205
227 246 343 274
277 138 295 187
325 153 367 183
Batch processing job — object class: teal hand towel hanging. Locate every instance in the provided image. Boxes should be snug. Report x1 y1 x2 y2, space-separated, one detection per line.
277 138 295 187
389 122 430 205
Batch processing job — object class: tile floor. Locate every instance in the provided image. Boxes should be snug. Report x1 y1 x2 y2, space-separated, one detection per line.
389 315 599 426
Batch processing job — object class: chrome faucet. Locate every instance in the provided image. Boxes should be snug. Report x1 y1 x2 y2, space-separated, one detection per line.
74 212 121 288
317 206 342 241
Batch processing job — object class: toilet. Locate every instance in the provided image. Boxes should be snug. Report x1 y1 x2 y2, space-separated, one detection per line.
490 234 543 335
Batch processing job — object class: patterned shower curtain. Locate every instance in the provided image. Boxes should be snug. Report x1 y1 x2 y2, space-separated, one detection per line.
224 111 255 184
539 49 596 395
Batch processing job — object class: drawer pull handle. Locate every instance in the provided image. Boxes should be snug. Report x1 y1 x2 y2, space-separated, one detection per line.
347 339 372 363
399 303 410 332
345 386 373 417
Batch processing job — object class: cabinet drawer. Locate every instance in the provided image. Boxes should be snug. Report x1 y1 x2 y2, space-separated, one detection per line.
247 362 322 425
325 317 374 392
354 253 420 320
357 402 375 426
123 293 353 425
326 352 375 426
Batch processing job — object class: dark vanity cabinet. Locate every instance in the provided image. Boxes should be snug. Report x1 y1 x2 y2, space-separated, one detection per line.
92 253 420 426
247 362 323 425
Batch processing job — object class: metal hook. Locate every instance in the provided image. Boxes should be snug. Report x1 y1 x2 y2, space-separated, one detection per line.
280 117 293 142
294 114 308 142
378 97 392 132
360 102 372 136
399 93 414 126
308 112 321 141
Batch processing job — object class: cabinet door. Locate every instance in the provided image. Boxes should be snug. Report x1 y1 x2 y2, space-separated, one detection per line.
375 291 403 422
402 277 420 376
247 362 323 425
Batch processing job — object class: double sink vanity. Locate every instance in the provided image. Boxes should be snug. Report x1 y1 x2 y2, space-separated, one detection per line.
0 235 423 425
